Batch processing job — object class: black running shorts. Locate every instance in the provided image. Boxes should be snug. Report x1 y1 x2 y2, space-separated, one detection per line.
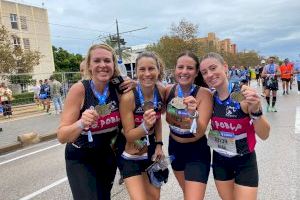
168 136 211 183
212 151 258 187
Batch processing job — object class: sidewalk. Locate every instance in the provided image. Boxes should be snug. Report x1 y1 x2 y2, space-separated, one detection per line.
0 113 60 154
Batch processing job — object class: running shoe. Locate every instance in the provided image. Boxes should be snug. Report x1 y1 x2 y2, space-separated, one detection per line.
267 105 271 112
283 91 285 95
271 107 277 112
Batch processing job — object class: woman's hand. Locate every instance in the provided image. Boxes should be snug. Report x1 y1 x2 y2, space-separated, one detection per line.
80 108 99 129
183 96 198 115
152 145 164 161
143 109 157 130
119 77 136 93
241 85 261 113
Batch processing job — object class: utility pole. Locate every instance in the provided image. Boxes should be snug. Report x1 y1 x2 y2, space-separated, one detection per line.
114 19 147 61
116 19 122 61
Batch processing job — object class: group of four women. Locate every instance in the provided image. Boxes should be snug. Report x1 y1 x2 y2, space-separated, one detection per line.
57 43 270 200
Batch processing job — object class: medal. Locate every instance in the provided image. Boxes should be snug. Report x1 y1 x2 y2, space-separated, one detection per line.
170 97 186 109
142 101 154 111
95 103 111 116
230 92 245 103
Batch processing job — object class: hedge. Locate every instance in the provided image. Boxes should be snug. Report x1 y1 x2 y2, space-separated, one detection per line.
11 92 34 106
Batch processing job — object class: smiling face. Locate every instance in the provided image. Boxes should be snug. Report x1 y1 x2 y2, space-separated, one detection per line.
200 57 228 89
88 48 115 83
136 57 159 88
175 55 198 87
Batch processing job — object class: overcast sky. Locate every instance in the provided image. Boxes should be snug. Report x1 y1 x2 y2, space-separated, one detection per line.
19 0 300 61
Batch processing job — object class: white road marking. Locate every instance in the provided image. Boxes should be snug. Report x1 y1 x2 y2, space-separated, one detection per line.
295 106 300 134
19 177 68 200
0 143 61 166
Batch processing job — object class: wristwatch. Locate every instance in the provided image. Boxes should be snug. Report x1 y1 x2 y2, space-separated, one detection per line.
155 141 163 146
250 108 263 120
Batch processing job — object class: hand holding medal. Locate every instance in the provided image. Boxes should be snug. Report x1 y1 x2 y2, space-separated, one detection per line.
80 106 99 142
143 109 157 132
240 85 261 113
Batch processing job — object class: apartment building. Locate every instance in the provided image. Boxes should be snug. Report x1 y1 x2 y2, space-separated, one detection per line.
198 32 237 54
0 0 55 78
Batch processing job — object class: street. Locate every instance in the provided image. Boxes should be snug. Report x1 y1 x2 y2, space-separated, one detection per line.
0 82 299 200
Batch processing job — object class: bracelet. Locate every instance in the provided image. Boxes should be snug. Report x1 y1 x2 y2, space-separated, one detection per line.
77 119 84 130
141 121 150 135
250 108 263 117
155 141 163 146
189 111 199 119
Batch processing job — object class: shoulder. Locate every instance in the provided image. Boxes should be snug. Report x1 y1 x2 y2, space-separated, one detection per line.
156 83 166 99
197 87 213 99
165 84 175 98
120 90 135 103
67 82 85 97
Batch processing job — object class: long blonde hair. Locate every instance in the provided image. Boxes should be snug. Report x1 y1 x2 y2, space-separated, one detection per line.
84 44 120 79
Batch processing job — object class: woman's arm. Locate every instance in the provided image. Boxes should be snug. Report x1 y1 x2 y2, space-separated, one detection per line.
195 88 213 138
57 82 98 143
120 91 155 142
241 85 270 140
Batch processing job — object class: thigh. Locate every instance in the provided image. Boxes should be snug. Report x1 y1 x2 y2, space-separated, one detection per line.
124 174 148 200
142 172 161 200
173 170 185 191
215 179 235 200
184 180 207 200
234 184 257 200
235 152 258 187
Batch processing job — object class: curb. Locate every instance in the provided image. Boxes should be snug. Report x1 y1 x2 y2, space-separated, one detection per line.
0 132 57 155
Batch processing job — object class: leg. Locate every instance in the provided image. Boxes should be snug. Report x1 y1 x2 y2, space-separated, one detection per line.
185 181 207 200
142 172 161 200
173 170 185 192
124 175 148 200
297 81 300 93
234 184 258 200
53 97 59 113
215 180 235 200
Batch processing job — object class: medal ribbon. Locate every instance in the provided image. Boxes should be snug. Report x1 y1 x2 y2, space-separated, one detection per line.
137 83 158 145
90 80 109 105
87 80 109 143
137 83 158 109
177 84 197 133
215 81 241 109
177 84 196 98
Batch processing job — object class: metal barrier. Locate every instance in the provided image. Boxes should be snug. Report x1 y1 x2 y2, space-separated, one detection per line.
0 72 81 104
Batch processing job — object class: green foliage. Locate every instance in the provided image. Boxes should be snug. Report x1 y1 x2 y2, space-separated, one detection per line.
0 26 41 74
8 74 34 85
11 92 34 106
52 46 83 72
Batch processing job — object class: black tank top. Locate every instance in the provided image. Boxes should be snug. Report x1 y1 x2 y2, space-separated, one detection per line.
166 84 199 138
70 80 122 149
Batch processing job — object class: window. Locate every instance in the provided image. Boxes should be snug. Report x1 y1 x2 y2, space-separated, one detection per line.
20 16 28 30
23 38 30 50
12 36 21 48
10 14 18 30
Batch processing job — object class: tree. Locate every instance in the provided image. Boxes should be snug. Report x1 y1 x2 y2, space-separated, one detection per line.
52 46 83 72
170 19 199 40
0 25 40 74
147 19 201 70
1 25 41 92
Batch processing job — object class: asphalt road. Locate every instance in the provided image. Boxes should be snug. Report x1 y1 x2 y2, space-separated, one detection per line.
0 83 299 200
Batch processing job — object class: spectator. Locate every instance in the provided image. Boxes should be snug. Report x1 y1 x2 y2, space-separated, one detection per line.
49 76 63 114
33 80 42 109
39 79 51 113
0 83 13 118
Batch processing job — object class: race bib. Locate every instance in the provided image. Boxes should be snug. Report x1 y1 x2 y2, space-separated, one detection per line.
207 130 247 157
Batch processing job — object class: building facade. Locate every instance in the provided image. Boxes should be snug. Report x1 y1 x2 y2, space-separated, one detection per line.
0 0 55 78
197 32 237 54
